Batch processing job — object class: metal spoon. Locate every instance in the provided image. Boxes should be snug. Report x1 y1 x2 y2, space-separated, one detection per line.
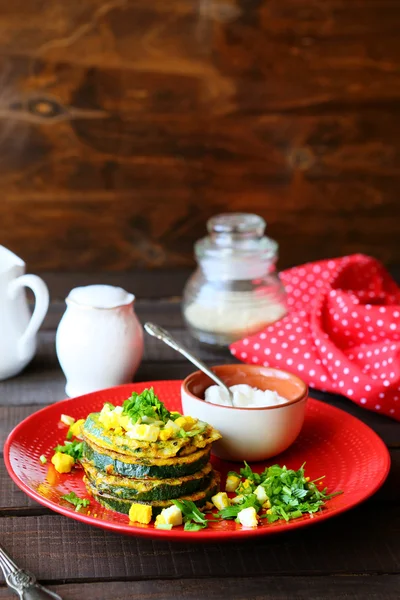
144 322 233 405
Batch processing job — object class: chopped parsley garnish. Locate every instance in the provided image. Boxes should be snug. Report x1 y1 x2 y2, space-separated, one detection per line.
61 492 90 512
122 388 171 424
54 440 84 461
226 463 342 524
156 523 173 530
240 462 262 485
172 499 208 531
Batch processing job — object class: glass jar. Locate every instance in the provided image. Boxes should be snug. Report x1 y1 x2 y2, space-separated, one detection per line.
183 213 287 346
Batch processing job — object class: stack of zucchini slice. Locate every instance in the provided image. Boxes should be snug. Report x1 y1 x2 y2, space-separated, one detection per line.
80 410 222 516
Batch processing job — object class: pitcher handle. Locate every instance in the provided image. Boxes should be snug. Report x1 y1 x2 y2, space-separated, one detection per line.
8 274 50 357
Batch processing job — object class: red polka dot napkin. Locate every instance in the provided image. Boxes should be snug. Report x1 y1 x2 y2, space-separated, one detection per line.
230 254 400 421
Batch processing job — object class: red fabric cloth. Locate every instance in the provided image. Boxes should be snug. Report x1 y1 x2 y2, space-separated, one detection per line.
230 254 400 421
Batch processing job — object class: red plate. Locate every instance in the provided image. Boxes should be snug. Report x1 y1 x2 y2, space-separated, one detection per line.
4 381 390 541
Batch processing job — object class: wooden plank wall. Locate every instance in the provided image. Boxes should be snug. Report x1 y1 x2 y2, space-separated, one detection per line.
0 0 399 271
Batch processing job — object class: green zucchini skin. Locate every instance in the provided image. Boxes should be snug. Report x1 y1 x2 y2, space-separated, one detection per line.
82 413 221 459
82 461 213 502
85 473 220 516
82 441 211 479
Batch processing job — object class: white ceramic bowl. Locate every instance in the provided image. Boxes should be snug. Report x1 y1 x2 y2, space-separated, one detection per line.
181 364 308 462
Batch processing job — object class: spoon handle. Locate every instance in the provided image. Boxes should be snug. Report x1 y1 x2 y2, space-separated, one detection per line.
144 323 232 400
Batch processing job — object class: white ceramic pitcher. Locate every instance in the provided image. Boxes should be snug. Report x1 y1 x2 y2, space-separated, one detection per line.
56 285 144 397
0 246 49 380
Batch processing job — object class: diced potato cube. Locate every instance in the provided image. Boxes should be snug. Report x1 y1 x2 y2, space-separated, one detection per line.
60 414 75 426
238 507 258 528
51 452 75 474
254 485 268 505
129 503 152 524
225 474 240 493
160 505 183 527
211 492 230 511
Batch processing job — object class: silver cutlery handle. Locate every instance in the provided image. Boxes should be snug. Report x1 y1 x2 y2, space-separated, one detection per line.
144 322 233 400
0 545 62 600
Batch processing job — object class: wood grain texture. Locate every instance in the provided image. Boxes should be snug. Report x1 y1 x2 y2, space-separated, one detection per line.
0 1 399 270
1 506 400 583
1 576 400 600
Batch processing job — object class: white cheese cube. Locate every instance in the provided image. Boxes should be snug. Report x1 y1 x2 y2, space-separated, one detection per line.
225 474 240 493
254 485 268 505
126 424 160 442
160 505 183 527
231 495 245 505
238 507 258 528
211 492 230 510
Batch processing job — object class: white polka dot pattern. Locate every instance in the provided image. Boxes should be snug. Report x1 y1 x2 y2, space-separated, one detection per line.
230 254 400 422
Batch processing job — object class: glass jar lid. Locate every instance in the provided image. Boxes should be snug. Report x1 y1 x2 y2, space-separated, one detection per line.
194 213 279 280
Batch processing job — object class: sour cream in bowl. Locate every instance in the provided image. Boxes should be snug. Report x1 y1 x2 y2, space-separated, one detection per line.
181 364 308 462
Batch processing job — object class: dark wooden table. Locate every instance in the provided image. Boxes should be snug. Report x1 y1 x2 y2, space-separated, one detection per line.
1 271 399 600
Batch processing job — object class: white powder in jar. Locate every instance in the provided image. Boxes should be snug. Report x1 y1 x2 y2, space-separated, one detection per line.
184 291 286 338
204 384 288 408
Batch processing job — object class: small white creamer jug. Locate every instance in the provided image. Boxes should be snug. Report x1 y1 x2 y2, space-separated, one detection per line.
56 285 144 397
0 245 49 380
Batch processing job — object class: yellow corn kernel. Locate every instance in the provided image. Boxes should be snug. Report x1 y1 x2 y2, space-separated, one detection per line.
51 452 75 474
305 477 310 482
262 499 271 509
266 509 273 514
129 503 152 524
